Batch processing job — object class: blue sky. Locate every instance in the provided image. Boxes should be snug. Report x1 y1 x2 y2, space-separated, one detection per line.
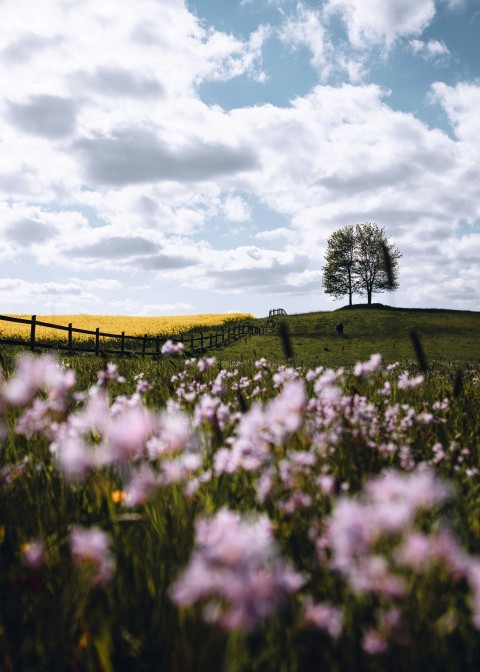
0 0 479 317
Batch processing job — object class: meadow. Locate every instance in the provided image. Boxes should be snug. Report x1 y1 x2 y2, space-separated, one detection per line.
1 305 480 671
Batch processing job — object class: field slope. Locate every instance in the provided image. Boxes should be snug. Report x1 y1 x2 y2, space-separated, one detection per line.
224 304 480 369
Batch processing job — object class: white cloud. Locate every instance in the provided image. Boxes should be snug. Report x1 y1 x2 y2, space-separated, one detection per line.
0 278 102 313
324 0 436 48
278 4 332 78
222 195 252 222
431 81 480 151
410 38 450 61
0 0 479 314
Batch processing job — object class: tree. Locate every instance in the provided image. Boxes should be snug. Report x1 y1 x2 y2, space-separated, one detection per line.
322 225 359 307
322 223 401 306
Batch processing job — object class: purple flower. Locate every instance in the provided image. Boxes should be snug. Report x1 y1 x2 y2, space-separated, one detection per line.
161 340 184 356
303 600 343 637
70 526 114 586
3 354 76 407
21 540 45 569
354 354 382 378
97 362 125 387
397 371 424 390
124 464 159 507
170 509 304 630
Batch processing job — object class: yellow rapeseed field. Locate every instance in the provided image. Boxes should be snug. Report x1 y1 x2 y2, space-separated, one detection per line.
0 313 254 341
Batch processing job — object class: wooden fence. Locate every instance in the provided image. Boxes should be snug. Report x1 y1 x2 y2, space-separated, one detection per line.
0 314 267 358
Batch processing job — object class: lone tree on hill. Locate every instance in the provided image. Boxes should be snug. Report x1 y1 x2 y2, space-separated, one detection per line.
322 224 358 307
322 223 401 306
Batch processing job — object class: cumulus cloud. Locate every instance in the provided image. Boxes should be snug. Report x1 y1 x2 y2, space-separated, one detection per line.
431 81 480 150
278 4 332 78
6 95 78 138
73 67 165 99
324 0 436 48
0 278 102 313
2 33 62 63
74 127 259 186
139 254 198 271
4 219 57 246
66 235 160 259
410 38 450 61
223 195 252 222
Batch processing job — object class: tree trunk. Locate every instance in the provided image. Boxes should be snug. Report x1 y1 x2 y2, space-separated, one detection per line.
367 289 372 305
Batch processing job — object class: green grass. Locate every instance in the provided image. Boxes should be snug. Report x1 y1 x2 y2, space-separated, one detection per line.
215 305 480 371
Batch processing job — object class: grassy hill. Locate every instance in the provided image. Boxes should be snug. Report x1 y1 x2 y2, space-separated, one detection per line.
218 304 480 370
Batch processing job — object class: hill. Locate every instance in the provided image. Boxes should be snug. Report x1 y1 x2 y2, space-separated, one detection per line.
219 305 480 370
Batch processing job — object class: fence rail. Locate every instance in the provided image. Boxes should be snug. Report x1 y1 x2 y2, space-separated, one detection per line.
0 314 268 358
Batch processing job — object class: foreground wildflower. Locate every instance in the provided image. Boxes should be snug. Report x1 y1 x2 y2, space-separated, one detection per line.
70 526 115 586
161 340 185 356
326 469 451 594
170 509 304 630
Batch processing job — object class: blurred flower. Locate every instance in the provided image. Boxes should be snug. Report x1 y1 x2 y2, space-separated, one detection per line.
170 509 304 630
97 362 125 386
303 600 343 637
111 490 125 503
161 340 184 356
124 464 159 507
198 357 216 372
21 540 45 569
398 372 424 390
3 353 76 407
70 526 115 586
354 354 382 378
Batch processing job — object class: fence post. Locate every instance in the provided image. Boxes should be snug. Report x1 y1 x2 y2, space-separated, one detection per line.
121 331 125 357
200 333 204 350
68 323 73 351
95 328 100 356
156 336 160 358
30 315 36 352
142 334 147 358
191 334 194 350
209 334 212 348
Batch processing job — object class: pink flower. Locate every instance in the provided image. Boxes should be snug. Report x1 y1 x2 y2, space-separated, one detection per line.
197 357 216 372
70 526 114 585
21 540 45 569
124 464 159 507
354 354 382 378
266 379 306 444
303 600 343 637
50 427 93 481
326 469 451 597
97 362 125 386
3 354 76 406
170 509 304 630
104 406 154 462
146 411 192 459
161 340 184 356
363 629 388 655
397 372 424 390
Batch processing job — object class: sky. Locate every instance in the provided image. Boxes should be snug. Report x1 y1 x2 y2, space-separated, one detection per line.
0 0 479 318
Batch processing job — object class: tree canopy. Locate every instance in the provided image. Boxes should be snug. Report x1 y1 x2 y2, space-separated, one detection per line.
322 223 401 306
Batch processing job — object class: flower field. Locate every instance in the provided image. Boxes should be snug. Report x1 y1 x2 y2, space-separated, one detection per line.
0 313 254 341
1 339 480 670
